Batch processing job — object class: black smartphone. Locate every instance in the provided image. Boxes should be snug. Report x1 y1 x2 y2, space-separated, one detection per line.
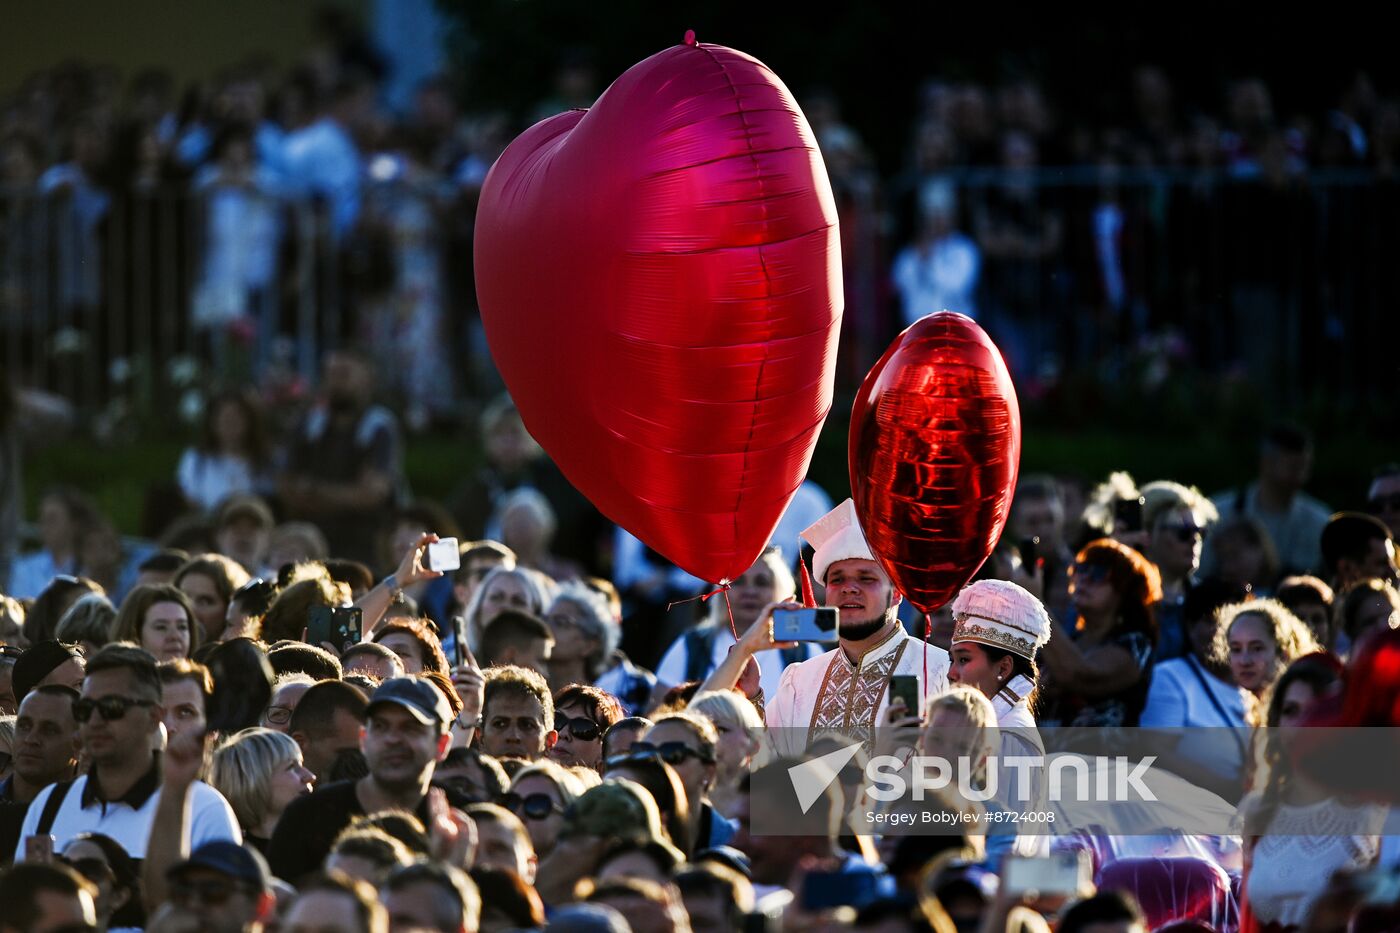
1019 535 1041 568
888 674 919 713
308 605 363 651
453 615 470 668
1114 496 1145 533
772 607 840 642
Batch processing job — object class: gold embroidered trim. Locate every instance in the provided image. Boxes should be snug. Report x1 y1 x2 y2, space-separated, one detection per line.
952 619 1036 658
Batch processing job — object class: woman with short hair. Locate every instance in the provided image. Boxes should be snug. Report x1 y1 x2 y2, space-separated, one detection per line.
209 727 315 855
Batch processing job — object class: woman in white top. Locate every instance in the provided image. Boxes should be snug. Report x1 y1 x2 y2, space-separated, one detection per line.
1243 653 1382 930
1140 579 1254 799
177 390 272 513
944 579 1053 865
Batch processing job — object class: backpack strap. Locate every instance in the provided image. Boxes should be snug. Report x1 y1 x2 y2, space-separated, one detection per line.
683 628 716 683
36 779 76 837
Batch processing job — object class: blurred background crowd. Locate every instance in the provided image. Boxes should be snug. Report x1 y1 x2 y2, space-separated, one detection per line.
1 5 1399 931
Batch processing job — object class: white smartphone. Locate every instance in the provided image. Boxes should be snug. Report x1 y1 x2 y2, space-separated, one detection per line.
1002 851 1092 897
427 538 461 572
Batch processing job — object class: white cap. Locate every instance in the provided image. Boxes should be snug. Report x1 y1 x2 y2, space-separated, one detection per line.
801 498 877 584
949 579 1052 661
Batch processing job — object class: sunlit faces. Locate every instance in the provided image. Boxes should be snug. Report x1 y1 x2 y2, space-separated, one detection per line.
480 691 552 761
13 690 79 785
179 572 228 641
918 707 987 770
545 603 596 667
547 701 602 769
642 720 714 807
1278 680 1320 728
946 643 1012 698
161 678 207 741
268 754 315 814
507 772 567 856
362 704 448 789
1149 506 1205 579
376 632 426 674
40 656 86 694
473 813 536 882
1069 562 1122 619
728 554 786 629
79 668 159 766
824 559 899 636
481 574 535 627
1228 613 1280 695
142 601 193 662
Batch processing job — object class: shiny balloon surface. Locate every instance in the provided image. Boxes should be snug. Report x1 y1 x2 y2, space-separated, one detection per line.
849 312 1021 614
475 35 842 585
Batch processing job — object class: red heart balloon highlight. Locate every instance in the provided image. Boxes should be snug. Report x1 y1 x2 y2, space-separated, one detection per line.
849 312 1021 614
475 35 842 585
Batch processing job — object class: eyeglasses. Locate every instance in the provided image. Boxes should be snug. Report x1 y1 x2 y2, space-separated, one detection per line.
72 696 154 723
1165 524 1204 543
262 705 294 726
626 741 715 766
1369 494 1400 514
500 791 564 821
1072 563 1112 585
171 877 254 907
554 715 601 742
0 644 24 660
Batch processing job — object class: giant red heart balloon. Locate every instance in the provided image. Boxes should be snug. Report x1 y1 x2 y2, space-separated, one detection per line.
475 33 842 585
849 312 1021 614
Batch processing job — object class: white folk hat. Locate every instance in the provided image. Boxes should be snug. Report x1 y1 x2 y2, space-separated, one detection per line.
949 579 1052 661
801 498 877 584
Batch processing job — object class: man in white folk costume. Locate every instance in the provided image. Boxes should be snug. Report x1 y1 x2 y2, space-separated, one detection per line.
754 499 951 756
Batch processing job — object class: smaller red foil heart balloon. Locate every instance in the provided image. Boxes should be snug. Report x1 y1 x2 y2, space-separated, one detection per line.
475 34 841 585
849 312 1021 614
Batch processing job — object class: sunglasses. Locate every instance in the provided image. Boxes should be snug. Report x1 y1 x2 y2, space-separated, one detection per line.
1164 524 1204 543
553 715 601 742
626 741 715 767
72 696 154 723
1072 563 1113 585
1369 494 1400 514
500 791 564 821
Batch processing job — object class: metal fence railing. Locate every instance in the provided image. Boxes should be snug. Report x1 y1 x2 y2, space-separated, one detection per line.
3 169 1396 425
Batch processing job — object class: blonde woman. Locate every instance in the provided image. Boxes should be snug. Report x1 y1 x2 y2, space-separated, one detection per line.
209 727 315 855
503 758 590 859
686 690 764 818
1210 598 1320 714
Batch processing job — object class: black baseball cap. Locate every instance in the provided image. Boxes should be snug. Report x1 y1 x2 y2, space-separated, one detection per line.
367 676 453 726
168 841 271 891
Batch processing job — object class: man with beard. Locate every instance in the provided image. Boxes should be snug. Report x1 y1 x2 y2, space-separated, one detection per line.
727 500 950 756
278 349 403 565
268 676 452 883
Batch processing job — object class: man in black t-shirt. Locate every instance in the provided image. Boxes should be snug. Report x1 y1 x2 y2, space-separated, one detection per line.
267 676 451 883
278 350 403 566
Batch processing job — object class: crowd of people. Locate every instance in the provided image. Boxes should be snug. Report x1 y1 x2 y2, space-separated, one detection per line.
3 29 1398 419
1 338 1399 932
2 13 1400 933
